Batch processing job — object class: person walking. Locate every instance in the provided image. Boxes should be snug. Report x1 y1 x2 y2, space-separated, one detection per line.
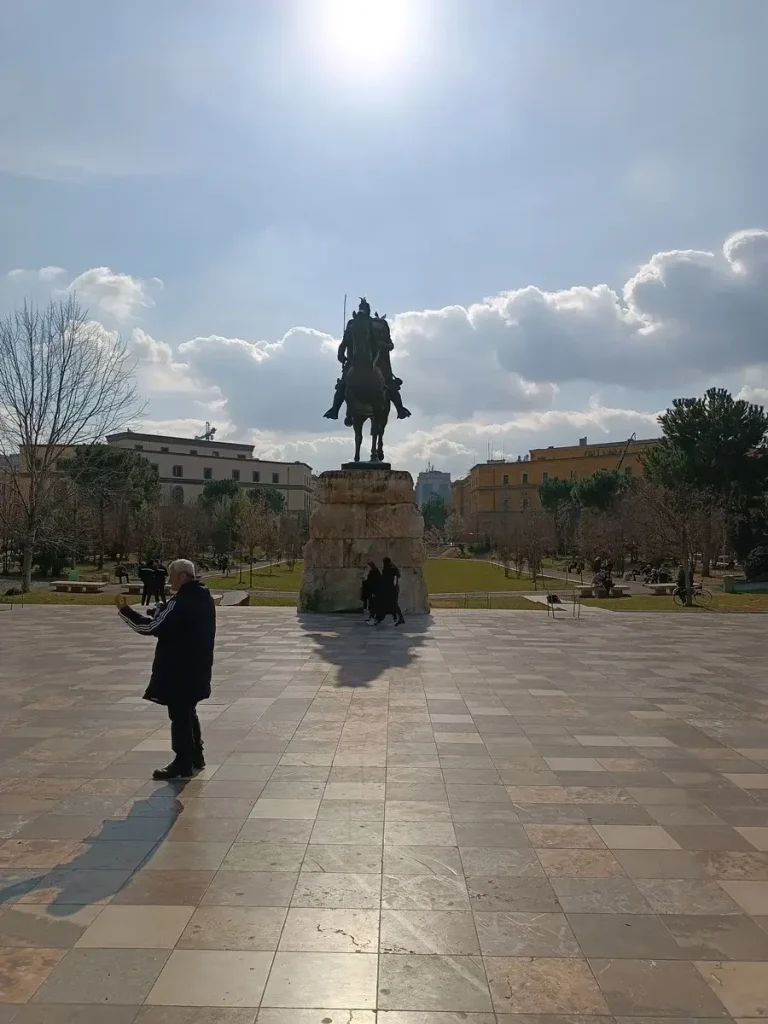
117 559 216 780
378 556 405 625
152 560 168 604
362 561 382 623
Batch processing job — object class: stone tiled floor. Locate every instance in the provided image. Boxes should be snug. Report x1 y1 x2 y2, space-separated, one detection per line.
1 606 768 1022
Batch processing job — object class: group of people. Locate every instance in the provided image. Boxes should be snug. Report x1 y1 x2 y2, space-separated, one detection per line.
361 556 405 626
137 560 169 605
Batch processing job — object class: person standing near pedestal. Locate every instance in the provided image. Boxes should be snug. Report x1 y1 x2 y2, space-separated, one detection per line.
116 559 216 779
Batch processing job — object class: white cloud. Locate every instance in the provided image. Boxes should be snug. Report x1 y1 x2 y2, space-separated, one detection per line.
61 267 161 321
167 229 768 456
6 265 67 281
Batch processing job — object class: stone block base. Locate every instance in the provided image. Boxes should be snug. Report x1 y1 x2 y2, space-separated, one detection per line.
298 469 429 614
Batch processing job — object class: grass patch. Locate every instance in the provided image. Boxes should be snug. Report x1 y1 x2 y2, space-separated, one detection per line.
0 592 142 606
206 563 303 591
430 594 545 610
208 558 541 595
583 593 768 613
424 559 536 593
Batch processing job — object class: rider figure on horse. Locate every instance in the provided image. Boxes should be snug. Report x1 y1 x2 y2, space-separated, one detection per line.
324 297 411 422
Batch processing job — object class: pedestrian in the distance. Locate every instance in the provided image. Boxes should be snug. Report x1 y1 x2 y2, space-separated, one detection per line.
152 560 168 604
137 560 153 605
116 559 216 780
362 560 381 624
378 556 406 626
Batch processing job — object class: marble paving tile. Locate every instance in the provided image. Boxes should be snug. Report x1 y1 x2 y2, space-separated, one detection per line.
3 606 768 1017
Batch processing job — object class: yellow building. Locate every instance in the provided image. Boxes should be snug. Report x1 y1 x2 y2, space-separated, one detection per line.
453 435 659 538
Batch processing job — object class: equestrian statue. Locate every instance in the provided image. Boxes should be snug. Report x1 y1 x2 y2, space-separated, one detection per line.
324 297 410 463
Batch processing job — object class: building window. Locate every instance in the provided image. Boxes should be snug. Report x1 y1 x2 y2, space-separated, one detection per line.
172 465 183 478
160 447 169 453
272 472 279 484
252 471 261 483
190 449 198 456
213 451 219 457
522 472 528 484
150 463 159 474
170 485 184 505
203 467 212 480
55 459 69 471
237 454 246 460
503 474 509 486
134 444 143 451
542 471 549 481
232 469 240 481
624 466 632 476
521 495 529 510
570 469 577 480
502 497 509 511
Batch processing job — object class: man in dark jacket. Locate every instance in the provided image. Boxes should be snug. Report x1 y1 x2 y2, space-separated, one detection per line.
117 559 216 780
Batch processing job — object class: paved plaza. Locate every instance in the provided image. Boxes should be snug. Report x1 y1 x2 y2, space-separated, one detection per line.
1 606 768 1022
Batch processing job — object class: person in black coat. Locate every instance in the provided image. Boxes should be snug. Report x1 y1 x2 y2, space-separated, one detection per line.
152 560 168 604
137 560 153 605
361 561 381 622
377 556 405 625
117 559 216 780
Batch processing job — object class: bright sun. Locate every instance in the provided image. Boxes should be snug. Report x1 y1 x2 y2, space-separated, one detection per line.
316 0 417 75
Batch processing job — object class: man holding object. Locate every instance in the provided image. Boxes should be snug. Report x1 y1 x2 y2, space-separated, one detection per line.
117 559 216 780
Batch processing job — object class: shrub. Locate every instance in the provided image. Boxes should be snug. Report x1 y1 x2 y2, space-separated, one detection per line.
744 546 768 582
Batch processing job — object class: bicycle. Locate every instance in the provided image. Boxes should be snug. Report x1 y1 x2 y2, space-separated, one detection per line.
672 585 713 608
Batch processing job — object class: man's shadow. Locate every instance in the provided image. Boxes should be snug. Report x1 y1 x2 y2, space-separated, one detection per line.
297 612 431 688
0 780 191 914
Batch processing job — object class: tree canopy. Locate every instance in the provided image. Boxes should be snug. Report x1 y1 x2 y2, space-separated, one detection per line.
421 494 448 530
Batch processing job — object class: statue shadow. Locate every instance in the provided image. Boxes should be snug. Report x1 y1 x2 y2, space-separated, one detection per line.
0 780 190 914
297 613 432 688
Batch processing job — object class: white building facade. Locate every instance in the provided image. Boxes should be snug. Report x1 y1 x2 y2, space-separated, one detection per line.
107 431 313 514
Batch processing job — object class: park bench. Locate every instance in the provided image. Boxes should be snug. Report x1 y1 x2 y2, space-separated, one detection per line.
50 581 106 594
645 582 676 596
611 584 631 597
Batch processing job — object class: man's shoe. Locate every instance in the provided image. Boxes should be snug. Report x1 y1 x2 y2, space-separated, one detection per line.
152 762 194 781
324 408 339 419
193 752 206 771
397 407 411 419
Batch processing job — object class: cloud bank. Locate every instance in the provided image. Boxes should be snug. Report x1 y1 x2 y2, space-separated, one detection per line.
5 228 768 475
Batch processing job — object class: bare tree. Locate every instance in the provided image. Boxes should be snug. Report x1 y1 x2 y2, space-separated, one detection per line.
236 497 271 587
444 509 466 554
520 509 554 588
635 477 721 605
0 298 143 589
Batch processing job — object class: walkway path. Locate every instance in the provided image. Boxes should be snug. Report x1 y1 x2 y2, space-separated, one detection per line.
1 608 767 1017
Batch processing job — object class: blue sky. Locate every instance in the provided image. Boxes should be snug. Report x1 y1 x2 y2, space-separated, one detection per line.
1 0 767 474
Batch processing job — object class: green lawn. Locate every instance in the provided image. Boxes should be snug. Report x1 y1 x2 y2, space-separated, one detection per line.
205 563 304 591
583 593 768 613
0 592 142 606
424 559 537 593
208 558 541 595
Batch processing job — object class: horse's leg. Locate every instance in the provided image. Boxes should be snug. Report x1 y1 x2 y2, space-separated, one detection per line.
370 419 378 461
353 419 362 462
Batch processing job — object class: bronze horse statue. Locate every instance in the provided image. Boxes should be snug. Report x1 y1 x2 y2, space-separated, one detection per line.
344 302 390 462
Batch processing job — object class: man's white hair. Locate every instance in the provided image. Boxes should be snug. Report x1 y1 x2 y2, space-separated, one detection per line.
169 558 196 579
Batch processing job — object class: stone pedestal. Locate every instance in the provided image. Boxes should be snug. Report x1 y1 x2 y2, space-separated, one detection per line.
299 469 429 614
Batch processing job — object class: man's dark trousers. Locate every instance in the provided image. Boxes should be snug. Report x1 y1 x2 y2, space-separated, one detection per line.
167 703 203 769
